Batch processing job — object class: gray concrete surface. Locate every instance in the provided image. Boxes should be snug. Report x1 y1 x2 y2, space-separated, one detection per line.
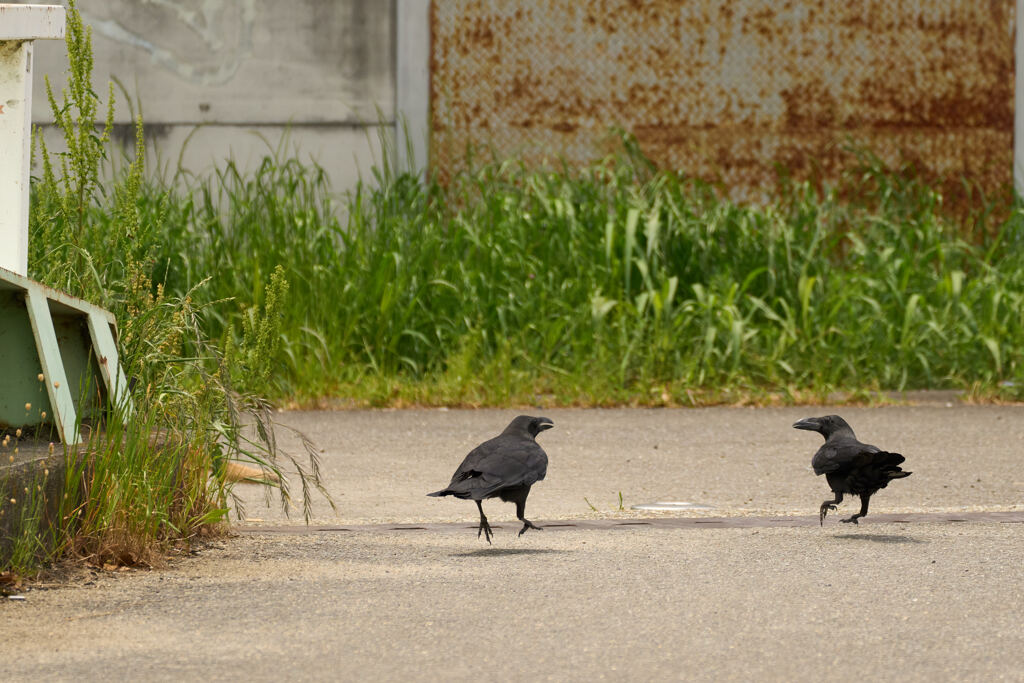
25 0 409 190
3 405 1024 681
233 404 1024 526
4 523 1024 681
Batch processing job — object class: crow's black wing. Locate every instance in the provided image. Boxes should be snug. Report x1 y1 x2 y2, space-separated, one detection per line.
811 435 881 475
429 433 548 500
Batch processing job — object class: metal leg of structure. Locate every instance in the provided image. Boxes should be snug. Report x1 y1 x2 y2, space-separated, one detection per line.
86 310 133 418
24 285 81 445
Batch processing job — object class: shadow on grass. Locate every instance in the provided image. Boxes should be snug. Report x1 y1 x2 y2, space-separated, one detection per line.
830 533 925 544
451 547 572 558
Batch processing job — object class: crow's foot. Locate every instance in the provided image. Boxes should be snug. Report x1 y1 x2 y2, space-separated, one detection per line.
518 520 542 537
819 503 838 526
841 515 861 525
478 519 493 544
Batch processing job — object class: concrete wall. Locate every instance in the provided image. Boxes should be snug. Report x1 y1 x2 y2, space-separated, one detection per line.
24 0 428 192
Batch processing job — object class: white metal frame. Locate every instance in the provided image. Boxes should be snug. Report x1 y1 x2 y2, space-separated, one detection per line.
0 4 65 276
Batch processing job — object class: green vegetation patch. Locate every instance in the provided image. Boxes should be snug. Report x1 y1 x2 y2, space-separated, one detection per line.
106 142 1024 407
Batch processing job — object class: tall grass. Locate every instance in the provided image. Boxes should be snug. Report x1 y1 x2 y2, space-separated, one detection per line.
120 140 1024 406
4 1 329 575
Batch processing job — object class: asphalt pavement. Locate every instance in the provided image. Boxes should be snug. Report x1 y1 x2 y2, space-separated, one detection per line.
3 404 1023 681
233 403 1024 526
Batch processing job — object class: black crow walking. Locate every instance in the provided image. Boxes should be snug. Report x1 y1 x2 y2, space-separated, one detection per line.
793 415 911 525
428 415 553 543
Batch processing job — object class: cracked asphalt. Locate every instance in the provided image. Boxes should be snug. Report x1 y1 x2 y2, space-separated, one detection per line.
3 404 1023 681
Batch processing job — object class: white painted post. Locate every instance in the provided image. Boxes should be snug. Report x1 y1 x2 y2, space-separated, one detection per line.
395 0 431 177
1016 0 1024 198
0 4 65 276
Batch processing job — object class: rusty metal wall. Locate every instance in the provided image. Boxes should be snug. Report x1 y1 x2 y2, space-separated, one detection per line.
430 1 1014 198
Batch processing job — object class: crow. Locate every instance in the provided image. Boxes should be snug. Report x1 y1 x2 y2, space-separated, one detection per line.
793 414 911 525
428 415 553 543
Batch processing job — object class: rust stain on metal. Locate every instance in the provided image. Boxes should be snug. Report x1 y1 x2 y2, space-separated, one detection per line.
431 0 1014 198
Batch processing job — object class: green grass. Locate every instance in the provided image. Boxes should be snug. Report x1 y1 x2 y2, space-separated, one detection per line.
106 141 1024 406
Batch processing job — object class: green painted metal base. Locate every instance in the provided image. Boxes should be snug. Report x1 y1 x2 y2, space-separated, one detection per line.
0 266 130 445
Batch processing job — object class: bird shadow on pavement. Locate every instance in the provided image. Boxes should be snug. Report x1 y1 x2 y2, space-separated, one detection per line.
451 547 572 558
829 533 925 544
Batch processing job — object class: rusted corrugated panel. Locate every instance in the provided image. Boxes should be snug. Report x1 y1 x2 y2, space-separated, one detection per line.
431 0 1013 199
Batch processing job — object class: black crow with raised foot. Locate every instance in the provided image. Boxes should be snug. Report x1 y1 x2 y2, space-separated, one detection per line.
793 414 911 525
428 415 553 543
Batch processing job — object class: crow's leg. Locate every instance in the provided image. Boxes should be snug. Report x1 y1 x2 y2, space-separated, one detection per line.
475 500 493 544
841 494 871 525
515 499 542 537
819 492 843 526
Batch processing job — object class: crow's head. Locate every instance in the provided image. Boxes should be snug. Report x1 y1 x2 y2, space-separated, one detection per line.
505 415 555 438
792 414 854 439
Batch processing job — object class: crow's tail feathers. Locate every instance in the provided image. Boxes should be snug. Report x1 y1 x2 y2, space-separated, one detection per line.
847 451 911 492
877 451 911 481
426 486 487 500
427 471 505 500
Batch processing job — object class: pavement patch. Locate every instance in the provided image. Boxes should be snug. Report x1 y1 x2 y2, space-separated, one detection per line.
630 501 715 511
236 509 1024 535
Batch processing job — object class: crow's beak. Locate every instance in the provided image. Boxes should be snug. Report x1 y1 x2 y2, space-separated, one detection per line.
537 418 554 432
792 417 819 431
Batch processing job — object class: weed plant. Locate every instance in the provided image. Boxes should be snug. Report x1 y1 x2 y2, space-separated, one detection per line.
5 1 329 574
